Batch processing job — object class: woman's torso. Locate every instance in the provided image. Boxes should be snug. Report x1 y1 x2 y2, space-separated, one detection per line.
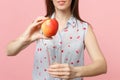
32 15 88 80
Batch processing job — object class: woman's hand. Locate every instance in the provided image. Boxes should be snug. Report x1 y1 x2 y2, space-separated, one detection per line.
6 16 50 56
21 16 49 43
47 63 77 80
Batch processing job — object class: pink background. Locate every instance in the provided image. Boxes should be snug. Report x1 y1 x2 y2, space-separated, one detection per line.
0 0 120 80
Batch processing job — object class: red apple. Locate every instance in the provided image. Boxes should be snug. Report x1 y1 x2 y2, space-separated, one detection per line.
41 18 58 37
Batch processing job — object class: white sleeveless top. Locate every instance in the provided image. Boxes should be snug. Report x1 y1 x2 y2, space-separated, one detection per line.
32 14 88 80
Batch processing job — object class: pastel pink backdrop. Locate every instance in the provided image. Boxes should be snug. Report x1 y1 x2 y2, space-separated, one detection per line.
0 0 120 80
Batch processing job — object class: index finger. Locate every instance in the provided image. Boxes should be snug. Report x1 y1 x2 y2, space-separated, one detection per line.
49 64 69 69
33 16 49 23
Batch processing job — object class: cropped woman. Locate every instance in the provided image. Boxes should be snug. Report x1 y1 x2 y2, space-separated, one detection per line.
6 0 107 80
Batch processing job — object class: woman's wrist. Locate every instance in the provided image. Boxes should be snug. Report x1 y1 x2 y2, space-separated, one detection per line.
73 66 82 78
18 35 31 47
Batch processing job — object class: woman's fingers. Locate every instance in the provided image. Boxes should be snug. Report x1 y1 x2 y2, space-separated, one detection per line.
32 21 43 28
47 63 77 79
49 63 68 68
26 16 48 34
48 64 71 76
48 70 71 76
29 16 49 29
48 64 71 72
33 16 49 23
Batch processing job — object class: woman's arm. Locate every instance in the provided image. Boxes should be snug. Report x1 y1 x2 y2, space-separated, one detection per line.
74 24 107 77
48 24 107 79
6 16 48 56
6 36 31 56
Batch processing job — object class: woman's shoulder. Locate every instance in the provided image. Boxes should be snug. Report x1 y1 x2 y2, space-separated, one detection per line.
75 18 93 30
75 18 88 28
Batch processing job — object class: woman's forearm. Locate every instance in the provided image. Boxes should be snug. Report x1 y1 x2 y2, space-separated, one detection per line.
74 60 107 77
6 36 31 56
